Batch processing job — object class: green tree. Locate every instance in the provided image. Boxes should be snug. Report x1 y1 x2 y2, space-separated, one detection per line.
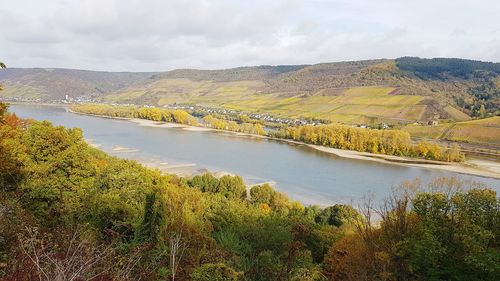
135 191 166 244
314 204 360 227
0 61 5 91
19 121 98 222
250 184 274 204
217 175 246 200
189 173 219 193
87 159 163 238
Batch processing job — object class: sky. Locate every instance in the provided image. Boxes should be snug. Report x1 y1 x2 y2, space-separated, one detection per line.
1 0 499 71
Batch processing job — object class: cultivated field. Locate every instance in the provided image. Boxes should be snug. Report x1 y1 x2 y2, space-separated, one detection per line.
108 83 427 124
403 117 500 145
222 86 425 124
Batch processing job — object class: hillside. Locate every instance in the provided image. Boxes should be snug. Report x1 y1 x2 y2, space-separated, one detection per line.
1 57 499 124
1 103 499 280
104 57 500 124
0 68 157 102
403 116 500 145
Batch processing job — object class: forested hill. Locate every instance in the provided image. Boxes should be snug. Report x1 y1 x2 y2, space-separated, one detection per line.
1 57 499 123
396 57 500 79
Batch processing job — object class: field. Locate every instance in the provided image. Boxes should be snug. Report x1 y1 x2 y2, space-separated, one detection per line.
0 82 47 100
108 83 427 124
105 79 264 107
221 86 425 124
403 117 500 145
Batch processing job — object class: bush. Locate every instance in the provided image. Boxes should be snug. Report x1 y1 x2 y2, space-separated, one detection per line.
190 263 242 281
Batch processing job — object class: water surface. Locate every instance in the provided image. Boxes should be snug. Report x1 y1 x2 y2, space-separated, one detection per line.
11 104 500 206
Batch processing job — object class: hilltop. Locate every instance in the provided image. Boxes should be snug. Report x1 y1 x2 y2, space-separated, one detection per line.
1 57 499 125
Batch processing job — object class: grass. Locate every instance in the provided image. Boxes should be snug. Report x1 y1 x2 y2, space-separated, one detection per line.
219 86 425 124
0 83 47 99
443 105 471 121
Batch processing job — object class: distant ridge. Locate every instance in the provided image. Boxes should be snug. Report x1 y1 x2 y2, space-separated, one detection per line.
1 57 499 123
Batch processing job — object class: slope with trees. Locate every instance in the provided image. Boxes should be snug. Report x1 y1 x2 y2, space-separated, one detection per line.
1 103 498 280
0 102 498 280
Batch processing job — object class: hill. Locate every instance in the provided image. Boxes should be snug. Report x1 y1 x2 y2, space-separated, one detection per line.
0 68 157 102
1 57 499 124
103 57 499 124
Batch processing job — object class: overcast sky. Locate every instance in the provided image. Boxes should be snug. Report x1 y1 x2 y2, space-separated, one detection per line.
1 0 499 71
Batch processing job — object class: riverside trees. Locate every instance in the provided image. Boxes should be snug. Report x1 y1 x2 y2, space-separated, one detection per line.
71 104 198 125
73 103 463 162
273 124 464 162
203 115 266 135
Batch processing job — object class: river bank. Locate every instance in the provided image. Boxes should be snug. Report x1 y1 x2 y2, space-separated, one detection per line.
70 109 500 180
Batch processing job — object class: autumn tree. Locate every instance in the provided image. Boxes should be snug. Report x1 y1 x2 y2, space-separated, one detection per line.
0 61 5 91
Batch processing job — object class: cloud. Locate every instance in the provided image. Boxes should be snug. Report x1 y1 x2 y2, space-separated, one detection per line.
0 0 499 71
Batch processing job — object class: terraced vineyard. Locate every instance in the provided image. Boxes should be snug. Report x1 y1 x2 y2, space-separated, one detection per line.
218 86 425 124
403 117 500 145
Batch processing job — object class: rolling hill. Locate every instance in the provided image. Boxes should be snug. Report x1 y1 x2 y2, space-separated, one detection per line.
0 68 157 101
1 57 499 125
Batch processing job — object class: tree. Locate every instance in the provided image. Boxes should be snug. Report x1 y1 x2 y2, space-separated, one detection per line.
0 61 5 91
0 103 8 119
250 184 274 204
314 204 360 227
189 173 219 193
169 233 187 281
217 175 246 200
0 109 25 191
17 227 115 281
479 104 486 118
19 121 98 222
135 191 166 244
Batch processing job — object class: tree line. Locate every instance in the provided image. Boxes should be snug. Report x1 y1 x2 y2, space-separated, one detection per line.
71 104 198 125
0 102 498 280
396 57 500 80
203 115 266 135
271 124 464 162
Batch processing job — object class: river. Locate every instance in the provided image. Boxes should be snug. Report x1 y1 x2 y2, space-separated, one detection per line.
10 104 500 206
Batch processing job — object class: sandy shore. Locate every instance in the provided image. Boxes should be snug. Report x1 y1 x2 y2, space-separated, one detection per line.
132 157 272 188
73 110 500 180
111 145 139 153
308 145 500 180
130 118 187 128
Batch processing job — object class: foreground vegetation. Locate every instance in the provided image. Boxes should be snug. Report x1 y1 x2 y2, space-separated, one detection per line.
1 102 498 280
72 104 464 162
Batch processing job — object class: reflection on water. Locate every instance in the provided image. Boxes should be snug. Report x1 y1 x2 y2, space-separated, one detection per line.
10 104 500 206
